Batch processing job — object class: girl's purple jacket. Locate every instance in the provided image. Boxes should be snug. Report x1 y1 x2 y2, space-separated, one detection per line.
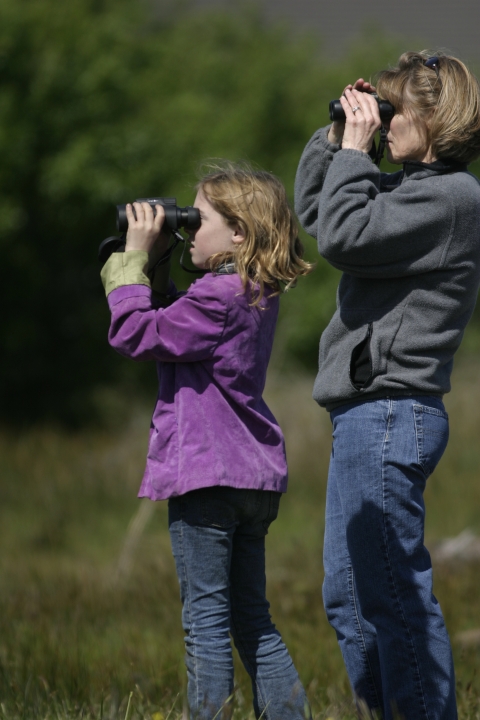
102 251 288 500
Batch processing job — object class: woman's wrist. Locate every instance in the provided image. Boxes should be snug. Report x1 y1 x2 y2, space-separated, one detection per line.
341 140 373 155
328 123 344 146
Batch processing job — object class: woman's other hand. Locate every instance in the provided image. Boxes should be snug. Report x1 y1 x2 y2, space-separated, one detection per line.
125 202 167 253
327 78 378 146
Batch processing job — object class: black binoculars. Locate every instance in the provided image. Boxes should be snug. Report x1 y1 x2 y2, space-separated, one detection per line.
116 198 201 234
98 198 201 265
329 95 395 122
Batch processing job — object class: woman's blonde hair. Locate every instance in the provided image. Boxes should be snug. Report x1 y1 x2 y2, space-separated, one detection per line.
196 161 313 305
376 51 480 164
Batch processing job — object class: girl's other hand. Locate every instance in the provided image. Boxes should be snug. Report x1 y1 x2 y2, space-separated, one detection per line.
327 78 377 145
125 202 166 253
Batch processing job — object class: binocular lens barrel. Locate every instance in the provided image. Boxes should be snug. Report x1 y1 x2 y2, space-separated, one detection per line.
329 98 395 122
116 199 201 233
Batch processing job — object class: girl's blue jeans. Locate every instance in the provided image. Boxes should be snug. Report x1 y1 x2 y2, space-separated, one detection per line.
168 486 309 720
324 396 457 720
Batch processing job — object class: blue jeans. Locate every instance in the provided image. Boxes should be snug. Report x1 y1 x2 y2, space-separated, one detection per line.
323 396 456 720
168 486 309 720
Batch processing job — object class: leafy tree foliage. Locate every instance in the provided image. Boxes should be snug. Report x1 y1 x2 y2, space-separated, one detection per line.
1 0 477 425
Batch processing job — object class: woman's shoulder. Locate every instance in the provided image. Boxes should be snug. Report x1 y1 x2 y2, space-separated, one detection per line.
392 163 480 206
436 169 480 215
455 169 480 194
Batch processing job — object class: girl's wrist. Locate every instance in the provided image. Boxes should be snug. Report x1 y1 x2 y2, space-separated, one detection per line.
125 238 155 253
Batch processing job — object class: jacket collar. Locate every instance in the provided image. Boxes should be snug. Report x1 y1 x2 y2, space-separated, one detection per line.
213 261 237 275
403 158 468 179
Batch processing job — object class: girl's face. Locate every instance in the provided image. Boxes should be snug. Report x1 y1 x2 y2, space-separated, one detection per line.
188 190 244 269
383 108 434 164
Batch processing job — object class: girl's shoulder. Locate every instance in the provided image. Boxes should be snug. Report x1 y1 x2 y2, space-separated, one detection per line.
185 272 278 315
186 272 243 303
177 273 243 321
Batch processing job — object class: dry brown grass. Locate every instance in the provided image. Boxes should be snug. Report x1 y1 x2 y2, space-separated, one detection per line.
0 358 479 717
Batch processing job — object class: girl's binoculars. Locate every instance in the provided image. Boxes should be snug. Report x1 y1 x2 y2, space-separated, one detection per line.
116 198 201 233
98 198 201 265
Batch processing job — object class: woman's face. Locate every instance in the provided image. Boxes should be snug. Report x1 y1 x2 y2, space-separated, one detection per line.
383 108 435 164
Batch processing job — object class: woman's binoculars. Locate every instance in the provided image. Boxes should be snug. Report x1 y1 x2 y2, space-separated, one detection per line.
329 95 395 122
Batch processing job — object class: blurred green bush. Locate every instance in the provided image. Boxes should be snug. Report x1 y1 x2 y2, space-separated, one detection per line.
1 0 479 425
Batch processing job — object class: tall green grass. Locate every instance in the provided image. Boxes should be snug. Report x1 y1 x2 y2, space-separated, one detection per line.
1 359 480 718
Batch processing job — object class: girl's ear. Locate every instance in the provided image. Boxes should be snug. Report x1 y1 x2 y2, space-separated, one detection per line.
231 225 246 246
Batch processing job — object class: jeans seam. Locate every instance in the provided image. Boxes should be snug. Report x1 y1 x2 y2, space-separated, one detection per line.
413 406 427 476
348 565 382 709
230 606 269 718
179 517 199 713
381 399 430 720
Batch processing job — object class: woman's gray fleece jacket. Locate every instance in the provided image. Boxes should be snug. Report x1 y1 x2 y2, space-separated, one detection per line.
294 126 480 411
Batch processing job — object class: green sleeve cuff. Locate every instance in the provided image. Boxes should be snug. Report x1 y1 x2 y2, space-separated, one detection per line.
100 250 151 297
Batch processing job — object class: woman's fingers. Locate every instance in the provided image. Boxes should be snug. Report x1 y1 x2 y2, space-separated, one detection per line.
346 89 381 128
351 89 381 127
339 94 356 120
350 78 377 94
332 79 376 145
341 89 381 154
342 79 377 99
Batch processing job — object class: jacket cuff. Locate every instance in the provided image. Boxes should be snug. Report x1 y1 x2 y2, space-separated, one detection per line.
100 251 150 297
338 147 373 162
319 125 342 152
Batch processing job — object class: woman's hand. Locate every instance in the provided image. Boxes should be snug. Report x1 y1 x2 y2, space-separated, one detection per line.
327 78 378 147
339 87 382 154
125 202 168 254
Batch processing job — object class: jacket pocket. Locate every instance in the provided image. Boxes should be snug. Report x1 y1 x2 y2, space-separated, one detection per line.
350 322 373 390
413 404 449 477
316 305 405 406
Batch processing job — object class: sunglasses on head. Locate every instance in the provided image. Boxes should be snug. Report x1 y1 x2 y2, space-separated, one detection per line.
424 56 441 84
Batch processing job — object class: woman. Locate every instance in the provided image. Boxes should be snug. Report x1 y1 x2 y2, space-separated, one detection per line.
295 51 480 719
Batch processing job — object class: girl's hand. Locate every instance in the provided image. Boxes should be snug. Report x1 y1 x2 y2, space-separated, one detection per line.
125 202 167 254
327 78 377 145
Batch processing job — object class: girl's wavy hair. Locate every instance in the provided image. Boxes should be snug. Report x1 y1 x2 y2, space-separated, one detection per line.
196 161 313 305
376 50 480 164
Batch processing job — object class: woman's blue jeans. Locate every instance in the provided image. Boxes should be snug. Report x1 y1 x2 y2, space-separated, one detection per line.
168 486 309 720
324 396 457 720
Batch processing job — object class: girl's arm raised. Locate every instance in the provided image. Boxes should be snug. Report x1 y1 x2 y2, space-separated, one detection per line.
101 251 228 363
123 201 172 299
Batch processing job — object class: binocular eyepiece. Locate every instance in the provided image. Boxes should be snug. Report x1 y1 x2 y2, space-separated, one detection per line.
329 95 395 122
116 198 201 233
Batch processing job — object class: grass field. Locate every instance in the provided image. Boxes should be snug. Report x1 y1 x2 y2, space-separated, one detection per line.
1 358 480 718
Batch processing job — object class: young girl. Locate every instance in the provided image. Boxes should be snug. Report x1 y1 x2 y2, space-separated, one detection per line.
101 163 312 720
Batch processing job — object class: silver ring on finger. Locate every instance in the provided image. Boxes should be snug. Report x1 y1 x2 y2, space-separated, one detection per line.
351 105 360 114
